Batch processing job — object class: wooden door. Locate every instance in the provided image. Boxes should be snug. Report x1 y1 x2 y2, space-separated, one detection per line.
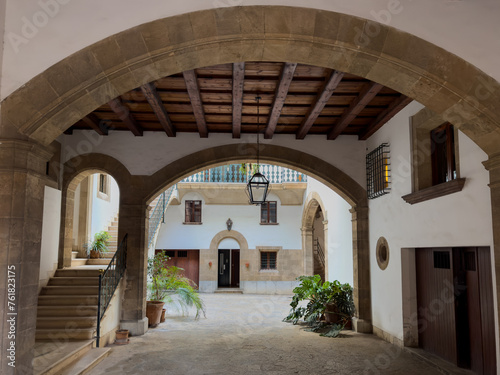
231 250 240 287
155 249 200 288
218 249 230 287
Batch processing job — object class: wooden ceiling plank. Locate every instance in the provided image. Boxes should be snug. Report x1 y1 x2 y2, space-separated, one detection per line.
296 70 344 140
232 62 245 138
327 82 383 140
107 97 143 136
81 113 108 135
359 95 413 140
183 69 208 138
141 82 176 137
264 62 298 139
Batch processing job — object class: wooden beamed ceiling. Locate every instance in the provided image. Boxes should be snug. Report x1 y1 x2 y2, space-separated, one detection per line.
69 62 411 140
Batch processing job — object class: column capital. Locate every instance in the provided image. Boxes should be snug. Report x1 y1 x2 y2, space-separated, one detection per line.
483 152 500 171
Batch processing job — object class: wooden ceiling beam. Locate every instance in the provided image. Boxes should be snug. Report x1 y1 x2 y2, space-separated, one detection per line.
232 62 245 139
107 97 143 136
183 69 208 138
141 82 176 137
327 82 383 140
264 62 297 139
296 70 344 140
81 113 108 135
359 95 413 140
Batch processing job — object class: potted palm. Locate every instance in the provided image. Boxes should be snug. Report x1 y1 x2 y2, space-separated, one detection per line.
83 231 111 259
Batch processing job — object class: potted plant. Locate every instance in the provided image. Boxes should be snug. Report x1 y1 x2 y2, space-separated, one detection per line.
147 252 206 328
83 231 111 259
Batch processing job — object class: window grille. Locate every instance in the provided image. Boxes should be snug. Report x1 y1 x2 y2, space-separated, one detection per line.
261 252 277 270
366 143 391 199
433 251 451 269
177 250 188 258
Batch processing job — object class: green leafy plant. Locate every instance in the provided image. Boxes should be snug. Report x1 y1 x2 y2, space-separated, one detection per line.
239 163 260 175
147 252 206 319
83 231 111 258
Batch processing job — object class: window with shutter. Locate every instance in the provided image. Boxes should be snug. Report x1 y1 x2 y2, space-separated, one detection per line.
185 200 202 223
260 201 277 224
260 252 277 270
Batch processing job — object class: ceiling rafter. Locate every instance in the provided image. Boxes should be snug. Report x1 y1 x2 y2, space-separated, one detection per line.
108 97 143 136
359 95 413 140
81 113 108 135
183 69 208 138
327 82 383 140
232 62 245 139
264 62 298 139
141 82 176 137
296 70 344 140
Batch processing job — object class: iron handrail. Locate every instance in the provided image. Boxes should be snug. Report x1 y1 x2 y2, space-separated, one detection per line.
315 238 325 267
148 185 176 247
96 233 128 347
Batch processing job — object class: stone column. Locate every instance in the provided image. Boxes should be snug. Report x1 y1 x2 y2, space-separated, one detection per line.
322 219 329 280
118 202 149 335
301 227 314 275
483 153 500 348
350 205 372 333
0 139 53 374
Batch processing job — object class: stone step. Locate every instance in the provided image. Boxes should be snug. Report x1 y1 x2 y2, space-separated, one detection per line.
71 259 88 267
33 340 94 375
37 316 97 329
40 286 99 296
55 269 102 278
48 277 100 286
102 252 117 259
59 348 111 375
35 328 95 341
38 295 99 306
214 288 244 294
86 259 111 266
72 251 79 260
37 306 98 317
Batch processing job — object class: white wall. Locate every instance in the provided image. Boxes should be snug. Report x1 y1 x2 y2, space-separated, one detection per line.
90 174 120 238
156 191 303 250
60 132 367 190
2 1 500 100
366 101 495 342
39 186 61 289
306 178 353 285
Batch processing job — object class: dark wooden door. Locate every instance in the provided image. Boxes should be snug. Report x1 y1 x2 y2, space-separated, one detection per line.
155 250 200 288
231 250 240 287
218 249 230 287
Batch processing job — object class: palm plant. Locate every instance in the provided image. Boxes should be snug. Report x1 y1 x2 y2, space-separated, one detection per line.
147 252 206 319
83 231 111 258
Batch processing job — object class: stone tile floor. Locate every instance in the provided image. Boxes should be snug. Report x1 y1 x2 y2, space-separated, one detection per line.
89 294 458 375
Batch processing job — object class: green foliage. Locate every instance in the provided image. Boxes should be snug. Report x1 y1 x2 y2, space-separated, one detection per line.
239 163 260 175
147 252 206 319
83 231 111 257
283 275 355 337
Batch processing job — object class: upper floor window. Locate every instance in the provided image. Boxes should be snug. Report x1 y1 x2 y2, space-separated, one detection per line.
185 200 202 223
366 143 391 199
431 123 456 185
260 201 277 224
98 174 108 194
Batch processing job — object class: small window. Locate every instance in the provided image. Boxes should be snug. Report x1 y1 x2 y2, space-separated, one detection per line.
164 250 176 258
177 251 188 258
261 252 277 270
185 200 202 223
433 251 451 269
260 201 277 224
366 143 390 199
98 174 108 194
431 123 456 185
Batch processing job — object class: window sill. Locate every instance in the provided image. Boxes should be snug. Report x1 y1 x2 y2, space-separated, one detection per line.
259 269 279 273
402 178 466 205
260 222 279 225
183 222 203 225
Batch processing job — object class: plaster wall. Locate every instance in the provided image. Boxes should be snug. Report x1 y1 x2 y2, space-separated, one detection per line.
366 101 496 343
90 174 119 238
2 1 500 100
306 178 353 285
156 191 303 250
38 185 61 290
60 132 367 189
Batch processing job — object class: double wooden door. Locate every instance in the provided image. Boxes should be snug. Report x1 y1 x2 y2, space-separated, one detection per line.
218 249 240 288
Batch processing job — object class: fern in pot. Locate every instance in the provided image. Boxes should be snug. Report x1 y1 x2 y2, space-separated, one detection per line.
84 231 111 259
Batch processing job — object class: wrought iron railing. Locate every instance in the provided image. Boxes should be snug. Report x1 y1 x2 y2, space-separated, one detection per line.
96 234 127 347
148 185 177 247
181 164 307 184
315 238 325 268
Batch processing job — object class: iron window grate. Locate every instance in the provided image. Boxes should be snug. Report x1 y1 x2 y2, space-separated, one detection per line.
366 143 391 199
434 251 451 269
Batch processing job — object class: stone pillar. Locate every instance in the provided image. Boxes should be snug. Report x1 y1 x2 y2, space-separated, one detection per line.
350 205 372 333
118 202 149 335
0 139 53 374
301 227 314 275
483 153 500 349
322 219 329 280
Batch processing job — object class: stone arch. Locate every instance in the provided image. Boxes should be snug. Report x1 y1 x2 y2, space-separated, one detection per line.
210 230 249 252
59 154 132 268
2 6 500 155
301 192 329 279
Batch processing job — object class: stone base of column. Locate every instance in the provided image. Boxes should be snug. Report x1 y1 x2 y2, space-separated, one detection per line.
120 318 148 336
353 317 373 334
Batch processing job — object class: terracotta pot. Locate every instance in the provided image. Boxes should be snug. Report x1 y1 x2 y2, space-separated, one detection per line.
146 301 165 328
115 329 129 345
89 249 101 259
160 308 166 323
324 311 340 324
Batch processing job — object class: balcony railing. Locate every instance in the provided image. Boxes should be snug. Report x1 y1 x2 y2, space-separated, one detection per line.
181 164 307 184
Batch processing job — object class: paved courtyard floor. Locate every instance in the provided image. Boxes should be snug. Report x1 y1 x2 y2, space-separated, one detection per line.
90 294 458 375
